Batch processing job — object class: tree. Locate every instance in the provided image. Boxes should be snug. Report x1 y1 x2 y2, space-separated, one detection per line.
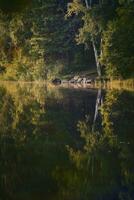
67 0 118 77
100 4 134 78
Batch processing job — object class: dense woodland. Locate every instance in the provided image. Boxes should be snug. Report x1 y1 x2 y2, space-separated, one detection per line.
0 0 134 80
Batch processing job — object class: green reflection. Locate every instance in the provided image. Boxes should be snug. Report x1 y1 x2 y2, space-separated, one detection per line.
66 89 134 200
0 84 134 200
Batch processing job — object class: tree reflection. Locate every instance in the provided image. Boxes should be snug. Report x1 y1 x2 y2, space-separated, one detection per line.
0 85 134 200
65 89 134 200
0 84 72 200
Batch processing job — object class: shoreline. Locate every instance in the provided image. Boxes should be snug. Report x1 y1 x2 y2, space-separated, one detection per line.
0 79 134 92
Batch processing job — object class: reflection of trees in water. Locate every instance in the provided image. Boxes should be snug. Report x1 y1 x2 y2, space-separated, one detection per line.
0 85 134 200
92 88 103 132
66 89 134 200
0 85 71 200
0 84 97 199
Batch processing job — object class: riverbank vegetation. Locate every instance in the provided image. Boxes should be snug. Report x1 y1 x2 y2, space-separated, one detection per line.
0 0 134 81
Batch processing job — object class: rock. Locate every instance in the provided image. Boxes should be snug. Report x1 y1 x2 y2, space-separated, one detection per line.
86 79 92 84
62 80 69 83
73 75 79 81
69 78 76 83
52 78 61 85
82 77 87 84
77 78 83 83
69 76 79 84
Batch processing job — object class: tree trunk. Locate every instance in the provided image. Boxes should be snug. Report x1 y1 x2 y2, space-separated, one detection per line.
92 37 101 77
84 0 101 77
85 0 89 8
92 89 103 132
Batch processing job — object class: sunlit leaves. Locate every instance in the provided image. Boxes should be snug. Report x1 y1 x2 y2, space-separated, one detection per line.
101 5 134 78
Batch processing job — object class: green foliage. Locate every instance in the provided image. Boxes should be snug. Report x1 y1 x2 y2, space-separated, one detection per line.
0 0 92 80
0 0 134 80
101 5 134 78
67 0 134 78
65 89 134 199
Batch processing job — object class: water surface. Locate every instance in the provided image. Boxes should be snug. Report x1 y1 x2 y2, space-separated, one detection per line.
0 82 134 200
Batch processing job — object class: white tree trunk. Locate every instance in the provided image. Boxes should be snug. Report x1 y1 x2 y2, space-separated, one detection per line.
92 38 101 77
92 89 103 132
84 0 101 77
85 0 89 8
85 0 92 9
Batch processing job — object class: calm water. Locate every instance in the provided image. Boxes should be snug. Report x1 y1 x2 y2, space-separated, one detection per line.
0 82 134 200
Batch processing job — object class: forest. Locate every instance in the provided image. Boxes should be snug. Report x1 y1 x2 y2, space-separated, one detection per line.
0 0 134 81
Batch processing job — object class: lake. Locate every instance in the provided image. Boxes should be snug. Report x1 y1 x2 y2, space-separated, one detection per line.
0 82 134 200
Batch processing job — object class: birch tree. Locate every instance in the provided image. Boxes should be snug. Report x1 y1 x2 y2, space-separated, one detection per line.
67 0 102 77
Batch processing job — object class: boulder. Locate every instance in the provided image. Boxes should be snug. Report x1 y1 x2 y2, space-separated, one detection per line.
62 80 69 83
69 78 76 83
73 75 79 81
82 77 87 84
86 79 92 84
77 78 83 83
52 78 61 85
